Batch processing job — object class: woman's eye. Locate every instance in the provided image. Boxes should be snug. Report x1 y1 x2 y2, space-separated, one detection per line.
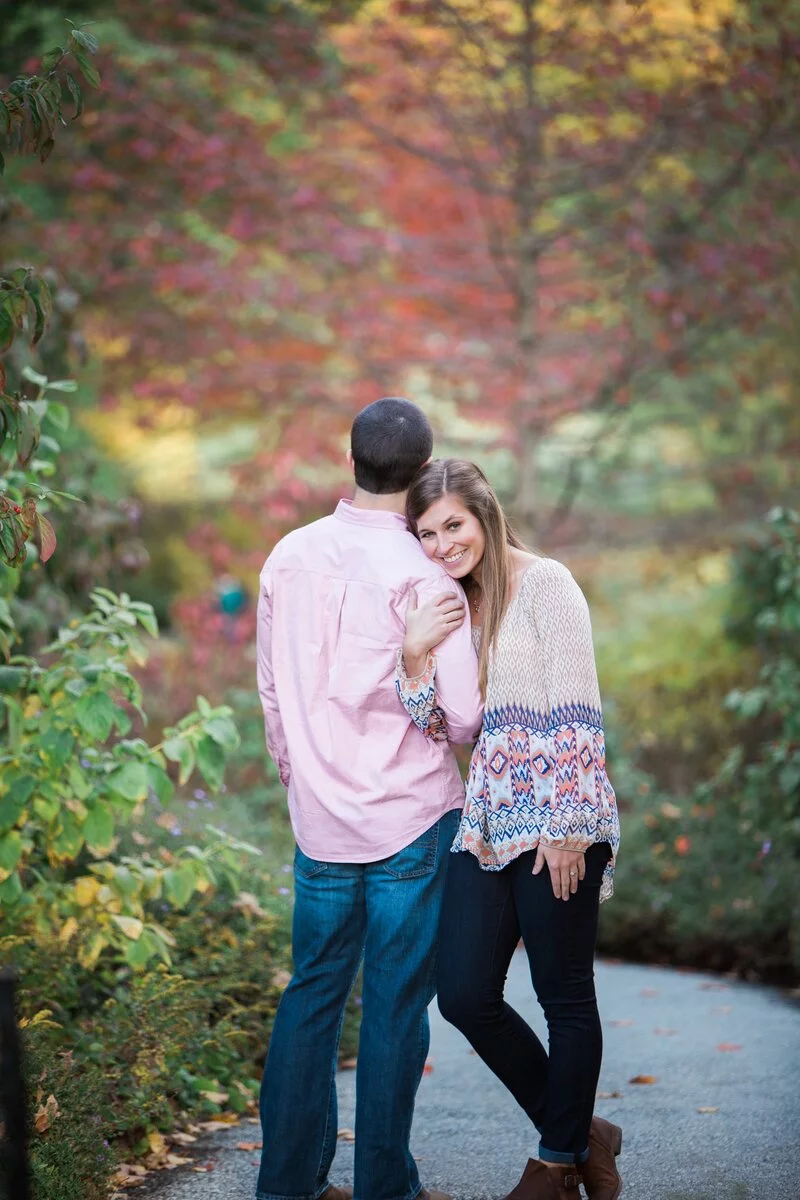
447 523 461 531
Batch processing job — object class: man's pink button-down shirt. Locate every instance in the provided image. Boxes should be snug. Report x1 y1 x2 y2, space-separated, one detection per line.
256 499 482 863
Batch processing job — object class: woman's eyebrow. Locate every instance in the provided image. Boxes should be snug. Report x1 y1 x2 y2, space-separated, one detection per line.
417 513 460 532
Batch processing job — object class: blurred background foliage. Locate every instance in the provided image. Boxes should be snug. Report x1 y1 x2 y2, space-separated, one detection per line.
0 0 798 1193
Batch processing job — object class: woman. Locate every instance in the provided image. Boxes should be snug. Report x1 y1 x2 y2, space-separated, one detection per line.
395 460 622 1200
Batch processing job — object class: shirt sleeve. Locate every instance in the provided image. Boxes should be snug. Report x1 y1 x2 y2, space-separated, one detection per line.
395 577 482 745
532 560 613 853
394 650 449 742
256 558 291 787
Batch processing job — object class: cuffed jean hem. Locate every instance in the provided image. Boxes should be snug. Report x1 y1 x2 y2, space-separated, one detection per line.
538 1144 590 1166
256 1184 332 1200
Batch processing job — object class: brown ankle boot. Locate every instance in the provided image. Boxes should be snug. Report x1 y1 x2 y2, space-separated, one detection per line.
320 1187 353 1200
503 1158 583 1200
581 1116 623 1200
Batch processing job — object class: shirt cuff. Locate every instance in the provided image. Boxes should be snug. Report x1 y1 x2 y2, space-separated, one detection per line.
395 648 436 692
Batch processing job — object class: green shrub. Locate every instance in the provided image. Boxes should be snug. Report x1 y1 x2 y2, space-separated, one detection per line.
599 508 800 983
25 1031 116 1200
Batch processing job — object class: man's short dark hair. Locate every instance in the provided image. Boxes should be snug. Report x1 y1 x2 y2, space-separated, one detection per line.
350 397 433 494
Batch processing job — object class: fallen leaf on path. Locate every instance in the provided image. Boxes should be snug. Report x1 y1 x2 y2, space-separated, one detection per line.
653 1028 678 1036
423 1059 434 1074
147 1131 166 1155
716 1043 743 1052
697 1107 719 1114
199 1090 229 1105
338 1128 356 1142
34 1094 59 1133
197 1116 239 1131
236 1142 262 1152
597 1091 624 1099
609 1019 634 1028
164 1154 193 1168
629 1075 658 1085
170 1132 197 1145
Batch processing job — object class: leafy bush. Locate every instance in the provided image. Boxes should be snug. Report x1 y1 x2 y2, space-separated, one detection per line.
599 508 800 982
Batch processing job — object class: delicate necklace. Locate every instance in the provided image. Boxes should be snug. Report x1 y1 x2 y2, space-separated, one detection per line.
470 584 483 615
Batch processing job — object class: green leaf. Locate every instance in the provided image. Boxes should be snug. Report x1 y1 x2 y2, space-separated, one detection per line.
73 49 101 89
15 400 41 465
44 378 78 394
41 48 64 73
162 737 195 786
40 727 74 769
83 801 114 853
20 365 48 388
146 762 174 806
65 73 83 118
50 813 84 862
203 716 240 753
163 863 196 908
0 871 23 905
71 29 99 55
196 736 225 792
0 777 36 833
32 795 59 822
3 697 23 753
0 830 23 873
108 761 149 802
75 691 116 741
0 667 27 692
39 137 55 163
134 608 158 638
0 306 14 355
124 930 157 969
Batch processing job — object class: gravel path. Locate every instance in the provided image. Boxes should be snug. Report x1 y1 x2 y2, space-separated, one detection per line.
147 954 800 1200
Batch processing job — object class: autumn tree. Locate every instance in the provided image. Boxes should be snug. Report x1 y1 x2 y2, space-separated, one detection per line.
331 0 800 536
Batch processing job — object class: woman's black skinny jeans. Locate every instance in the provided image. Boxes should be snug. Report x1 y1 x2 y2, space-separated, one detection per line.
437 841 612 1165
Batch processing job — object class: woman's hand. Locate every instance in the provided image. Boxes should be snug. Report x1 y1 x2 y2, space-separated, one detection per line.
532 844 586 901
403 587 466 676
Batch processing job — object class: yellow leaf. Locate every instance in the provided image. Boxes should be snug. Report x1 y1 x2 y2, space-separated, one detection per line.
113 915 144 941
23 695 41 719
75 876 101 906
147 1131 166 1155
59 917 79 944
200 1090 229 1105
78 932 107 968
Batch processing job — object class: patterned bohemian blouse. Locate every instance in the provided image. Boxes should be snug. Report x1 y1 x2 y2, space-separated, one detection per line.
396 557 621 901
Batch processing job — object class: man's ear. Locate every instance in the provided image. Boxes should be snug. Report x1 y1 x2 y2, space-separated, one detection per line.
346 447 354 470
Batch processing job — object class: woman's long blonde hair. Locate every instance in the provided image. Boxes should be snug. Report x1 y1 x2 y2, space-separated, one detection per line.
406 459 529 697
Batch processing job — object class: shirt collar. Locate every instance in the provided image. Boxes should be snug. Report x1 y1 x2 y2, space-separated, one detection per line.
334 498 409 531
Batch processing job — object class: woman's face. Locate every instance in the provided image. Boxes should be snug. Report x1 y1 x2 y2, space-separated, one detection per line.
415 495 486 580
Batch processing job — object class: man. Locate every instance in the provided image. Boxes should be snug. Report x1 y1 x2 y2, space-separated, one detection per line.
255 397 482 1200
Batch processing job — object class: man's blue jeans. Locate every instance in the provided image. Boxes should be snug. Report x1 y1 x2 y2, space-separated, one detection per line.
256 809 460 1200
